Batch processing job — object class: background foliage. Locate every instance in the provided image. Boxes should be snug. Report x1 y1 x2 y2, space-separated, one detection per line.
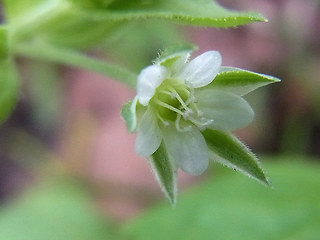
0 0 319 239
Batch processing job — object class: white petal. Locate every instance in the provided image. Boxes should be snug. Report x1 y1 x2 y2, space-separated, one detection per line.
135 107 162 157
176 51 221 88
137 65 168 106
163 125 209 175
195 89 254 131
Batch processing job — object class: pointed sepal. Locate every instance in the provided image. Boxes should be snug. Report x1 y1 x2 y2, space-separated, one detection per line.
121 97 138 132
155 43 196 71
202 129 270 186
148 142 177 205
207 67 281 96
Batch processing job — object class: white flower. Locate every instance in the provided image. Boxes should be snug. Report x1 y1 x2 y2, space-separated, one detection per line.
133 50 254 175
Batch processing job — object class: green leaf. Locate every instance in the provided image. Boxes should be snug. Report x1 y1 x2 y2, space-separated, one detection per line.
202 129 270 185
27 61 63 133
123 158 320 240
207 67 281 96
103 20 186 72
121 98 138 132
67 0 115 8
0 176 118 240
6 0 121 49
0 28 19 124
0 60 19 124
148 142 177 205
38 10 121 49
3 0 44 22
102 0 267 27
14 42 137 87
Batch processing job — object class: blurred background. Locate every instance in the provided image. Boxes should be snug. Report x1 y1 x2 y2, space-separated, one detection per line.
0 0 320 239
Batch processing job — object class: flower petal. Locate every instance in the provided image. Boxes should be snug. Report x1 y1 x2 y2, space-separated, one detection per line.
163 125 209 175
195 89 254 131
135 107 162 157
176 51 221 88
137 65 168 106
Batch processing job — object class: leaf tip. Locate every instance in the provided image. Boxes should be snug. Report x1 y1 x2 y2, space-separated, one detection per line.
258 176 273 188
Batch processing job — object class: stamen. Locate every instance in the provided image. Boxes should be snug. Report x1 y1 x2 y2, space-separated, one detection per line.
182 88 190 95
175 114 192 132
188 116 214 130
157 113 170 127
156 100 185 115
197 110 203 117
185 87 195 105
183 108 194 119
159 90 175 99
168 87 190 111
190 102 201 116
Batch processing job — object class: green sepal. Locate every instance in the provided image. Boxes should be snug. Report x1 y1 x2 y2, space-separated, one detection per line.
148 142 177 205
207 67 281 96
155 43 196 67
121 97 138 132
202 129 270 186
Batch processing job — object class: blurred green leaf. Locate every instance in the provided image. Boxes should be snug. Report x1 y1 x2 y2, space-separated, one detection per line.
0 176 117 240
67 0 115 8
203 129 270 185
0 28 19 124
3 0 44 22
123 157 320 240
5 0 120 49
38 11 121 49
207 67 281 96
102 20 186 72
0 26 9 60
148 143 177 205
102 0 267 27
26 61 63 134
5 0 266 50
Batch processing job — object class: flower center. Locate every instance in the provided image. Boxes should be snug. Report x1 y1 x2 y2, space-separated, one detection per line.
150 79 213 132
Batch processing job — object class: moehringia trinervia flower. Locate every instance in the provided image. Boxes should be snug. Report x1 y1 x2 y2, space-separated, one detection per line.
121 47 280 203
132 50 254 175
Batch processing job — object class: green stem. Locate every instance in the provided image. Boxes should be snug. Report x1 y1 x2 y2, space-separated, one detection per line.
14 42 137 88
